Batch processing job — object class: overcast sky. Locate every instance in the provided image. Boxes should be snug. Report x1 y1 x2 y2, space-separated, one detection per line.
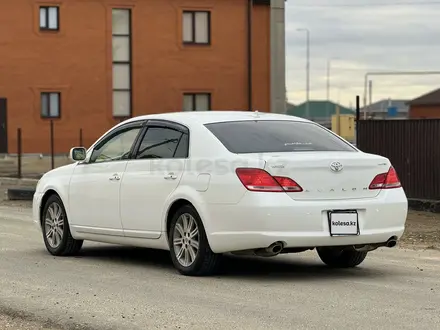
286 0 440 108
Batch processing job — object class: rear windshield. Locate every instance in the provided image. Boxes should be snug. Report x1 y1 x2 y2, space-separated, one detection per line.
204 120 356 153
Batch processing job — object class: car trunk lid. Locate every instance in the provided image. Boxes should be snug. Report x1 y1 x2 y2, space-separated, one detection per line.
261 151 391 200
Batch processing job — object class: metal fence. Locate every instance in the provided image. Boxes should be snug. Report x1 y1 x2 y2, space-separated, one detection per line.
0 121 89 179
357 119 440 200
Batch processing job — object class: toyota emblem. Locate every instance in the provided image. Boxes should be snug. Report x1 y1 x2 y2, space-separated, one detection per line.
329 161 343 172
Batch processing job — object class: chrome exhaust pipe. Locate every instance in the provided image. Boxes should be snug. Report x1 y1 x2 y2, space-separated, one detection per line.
254 242 284 257
270 242 283 254
386 239 397 248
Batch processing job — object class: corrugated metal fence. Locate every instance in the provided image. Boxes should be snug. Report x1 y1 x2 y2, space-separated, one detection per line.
357 119 440 200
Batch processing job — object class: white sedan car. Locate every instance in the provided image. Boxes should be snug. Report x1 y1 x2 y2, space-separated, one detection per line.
32 111 408 276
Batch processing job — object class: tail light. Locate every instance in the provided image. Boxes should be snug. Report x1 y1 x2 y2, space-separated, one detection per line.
369 166 401 190
235 168 303 192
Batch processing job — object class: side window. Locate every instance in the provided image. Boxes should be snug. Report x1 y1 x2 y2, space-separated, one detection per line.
182 11 210 45
90 127 141 163
183 93 211 111
39 6 59 31
174 133 189 158
136 127 183 159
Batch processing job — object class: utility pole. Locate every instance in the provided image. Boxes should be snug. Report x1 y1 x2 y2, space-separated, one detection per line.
326 57 340 127
368 80 372 106
297 28 310 119
326 59 330 126
336 104 340 135
326 59 330 101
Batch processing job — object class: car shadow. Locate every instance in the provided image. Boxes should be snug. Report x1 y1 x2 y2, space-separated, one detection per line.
67 244 393 281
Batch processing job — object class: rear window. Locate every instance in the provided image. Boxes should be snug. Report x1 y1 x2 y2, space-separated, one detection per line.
204 120 356 153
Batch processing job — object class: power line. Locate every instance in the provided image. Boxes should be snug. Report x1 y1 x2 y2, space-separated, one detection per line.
288 67 388 72
292 1 440 8
288 67 440 73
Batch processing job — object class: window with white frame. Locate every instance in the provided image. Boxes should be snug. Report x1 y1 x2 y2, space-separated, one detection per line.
39 6 59 31
182 11 210 44
183 93 211 111
41 92 61 118
112 8 132 118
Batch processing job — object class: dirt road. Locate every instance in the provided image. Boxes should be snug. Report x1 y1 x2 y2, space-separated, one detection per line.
0 201 439 329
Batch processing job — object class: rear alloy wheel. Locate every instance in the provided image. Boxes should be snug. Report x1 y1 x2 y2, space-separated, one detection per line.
168 205 221 276
317 247 367 268
42 194 83 256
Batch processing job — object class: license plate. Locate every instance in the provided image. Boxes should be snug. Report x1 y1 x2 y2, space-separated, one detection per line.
327 210 359 236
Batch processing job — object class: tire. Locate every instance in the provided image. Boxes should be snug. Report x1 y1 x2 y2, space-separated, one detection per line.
168 205 221 276
41 194 83 256
317 247 367 268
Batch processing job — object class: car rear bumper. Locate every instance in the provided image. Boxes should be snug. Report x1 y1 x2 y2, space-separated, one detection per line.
208 229 405 253
203 188 408 253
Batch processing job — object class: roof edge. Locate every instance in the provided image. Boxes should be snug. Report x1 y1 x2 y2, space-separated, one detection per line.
407 87 440 105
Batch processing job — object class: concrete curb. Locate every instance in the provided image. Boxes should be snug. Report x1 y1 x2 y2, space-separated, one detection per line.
7 187 36 201
1 177 38 201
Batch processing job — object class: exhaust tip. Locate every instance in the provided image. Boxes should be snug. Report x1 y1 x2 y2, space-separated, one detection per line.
272 245 283 253
386 239 397 248
268 241 284 254
254 242 284 257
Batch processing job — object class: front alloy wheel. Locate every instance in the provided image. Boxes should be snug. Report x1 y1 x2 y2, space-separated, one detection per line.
44 202 65 249
42 194 83 256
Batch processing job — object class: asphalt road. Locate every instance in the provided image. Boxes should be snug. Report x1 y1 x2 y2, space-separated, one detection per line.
1 205 439 330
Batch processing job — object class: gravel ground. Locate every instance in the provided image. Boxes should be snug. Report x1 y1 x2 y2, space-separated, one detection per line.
0 313 59 330
401 211 440 250
1 205 440 330
1 182 439 329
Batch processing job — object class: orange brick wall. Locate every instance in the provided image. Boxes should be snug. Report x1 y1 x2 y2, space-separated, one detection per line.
409 105 440 119
0 0 270 154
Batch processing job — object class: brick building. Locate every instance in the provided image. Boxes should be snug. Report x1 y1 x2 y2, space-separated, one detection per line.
408 87 440 119
0 0 285 154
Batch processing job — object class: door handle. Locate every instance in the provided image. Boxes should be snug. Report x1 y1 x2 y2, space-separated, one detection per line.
164 173 177 180
109 174 120 181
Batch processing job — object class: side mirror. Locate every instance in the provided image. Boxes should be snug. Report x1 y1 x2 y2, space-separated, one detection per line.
69 147 87 162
